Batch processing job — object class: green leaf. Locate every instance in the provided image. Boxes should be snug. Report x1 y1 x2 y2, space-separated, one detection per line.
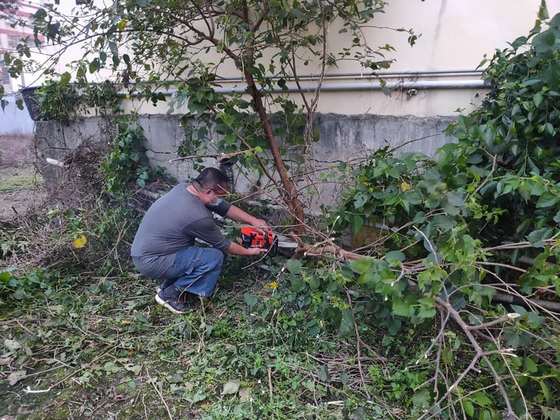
189 390 206 403
511 304 527 316
542 407 560 420
533 29 556 55
338 309 354 337
285 259 302 274
392 300 412 317
533 92 544 107
353 192 368 209
243 293 258 308
540 380 552 404
536 192 558 208
526 228 552 247
526 311 544 328
103 361 121 374
411 389 431 410
88 59 99 73
60 71 71 85
524 356 538 373
350 258 371 275
352 214 364 235
317 365 329 382
471 391 492 407
417 297 436 319
117 19 127 31
463 400 475 417
385 250 405 265
480 410 493 420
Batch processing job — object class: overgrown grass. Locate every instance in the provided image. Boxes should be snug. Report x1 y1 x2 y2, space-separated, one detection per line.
0 167 42 193
0 261 405 419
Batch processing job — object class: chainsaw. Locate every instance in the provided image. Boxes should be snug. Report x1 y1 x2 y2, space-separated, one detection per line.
240 226 297 256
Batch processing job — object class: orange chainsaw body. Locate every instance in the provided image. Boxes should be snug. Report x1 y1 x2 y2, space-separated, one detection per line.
240 226 278 255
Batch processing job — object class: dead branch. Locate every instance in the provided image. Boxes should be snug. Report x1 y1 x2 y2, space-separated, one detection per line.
345 290 371 399
168 148 259 163
492 292 560 313
430 298 517 420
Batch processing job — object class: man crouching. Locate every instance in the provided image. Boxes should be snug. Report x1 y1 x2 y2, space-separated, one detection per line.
131 167 268 314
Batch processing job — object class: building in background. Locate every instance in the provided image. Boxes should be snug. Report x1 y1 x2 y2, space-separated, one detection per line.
0 0 43 94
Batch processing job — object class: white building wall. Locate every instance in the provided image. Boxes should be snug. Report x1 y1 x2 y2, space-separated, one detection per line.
120 0 560 117
13 0 560 117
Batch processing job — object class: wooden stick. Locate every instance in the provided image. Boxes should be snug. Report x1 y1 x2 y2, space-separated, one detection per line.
267 367 273 399
146 367 173 420
346 290 371 399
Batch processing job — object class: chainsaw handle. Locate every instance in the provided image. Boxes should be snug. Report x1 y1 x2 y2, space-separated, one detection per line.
240 226 277 256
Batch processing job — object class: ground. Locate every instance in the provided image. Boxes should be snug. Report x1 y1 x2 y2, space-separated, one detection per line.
0 137 393 418
0 267 392 419
0 136 45 221
0 166 45 220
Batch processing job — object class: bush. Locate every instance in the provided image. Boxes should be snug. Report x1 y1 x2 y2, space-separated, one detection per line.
101 119 156 194
277 12 560 419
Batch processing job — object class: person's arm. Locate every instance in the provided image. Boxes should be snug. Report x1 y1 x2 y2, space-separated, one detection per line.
186 217 265 257
225 205 270 231
227 241 266 256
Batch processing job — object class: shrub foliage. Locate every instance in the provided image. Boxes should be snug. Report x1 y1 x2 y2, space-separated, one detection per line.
317 13 560 419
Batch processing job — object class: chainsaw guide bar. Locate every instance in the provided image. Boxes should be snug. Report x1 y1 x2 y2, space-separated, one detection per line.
240 226 297 257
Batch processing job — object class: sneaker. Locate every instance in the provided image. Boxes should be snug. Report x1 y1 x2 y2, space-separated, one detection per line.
178 291 193 304
155 291 188 314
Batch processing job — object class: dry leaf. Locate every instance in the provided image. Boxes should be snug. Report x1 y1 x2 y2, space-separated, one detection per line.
8 370 27 386
239 387 251 402
4 339 21 352
222 380 240 395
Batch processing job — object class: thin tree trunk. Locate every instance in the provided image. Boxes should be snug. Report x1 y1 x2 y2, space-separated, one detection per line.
243 69 306 228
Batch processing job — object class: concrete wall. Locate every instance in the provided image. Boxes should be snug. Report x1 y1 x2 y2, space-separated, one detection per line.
35 113 456 206
29 0 550 206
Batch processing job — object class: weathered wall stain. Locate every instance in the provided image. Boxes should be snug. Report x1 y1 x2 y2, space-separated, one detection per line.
35 113 457 206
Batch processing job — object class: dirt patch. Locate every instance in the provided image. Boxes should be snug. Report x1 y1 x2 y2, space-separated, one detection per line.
0 135 34 168
0 166 46 221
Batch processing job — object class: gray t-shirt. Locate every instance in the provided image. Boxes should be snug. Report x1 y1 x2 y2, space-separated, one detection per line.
131 183 231 278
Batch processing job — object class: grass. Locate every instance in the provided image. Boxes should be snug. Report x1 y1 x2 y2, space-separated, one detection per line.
0 262 397 419
0 166 43 193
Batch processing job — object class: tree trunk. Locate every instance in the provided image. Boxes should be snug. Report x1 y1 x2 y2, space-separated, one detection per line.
243 69 306 228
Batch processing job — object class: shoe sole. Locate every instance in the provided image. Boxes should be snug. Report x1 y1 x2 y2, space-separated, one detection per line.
155 294 186 315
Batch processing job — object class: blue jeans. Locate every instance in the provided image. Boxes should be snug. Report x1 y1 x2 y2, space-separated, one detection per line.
161 247 225 298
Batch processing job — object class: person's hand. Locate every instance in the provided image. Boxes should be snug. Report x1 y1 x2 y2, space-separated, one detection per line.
252 218 271 232
246 247 267 256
